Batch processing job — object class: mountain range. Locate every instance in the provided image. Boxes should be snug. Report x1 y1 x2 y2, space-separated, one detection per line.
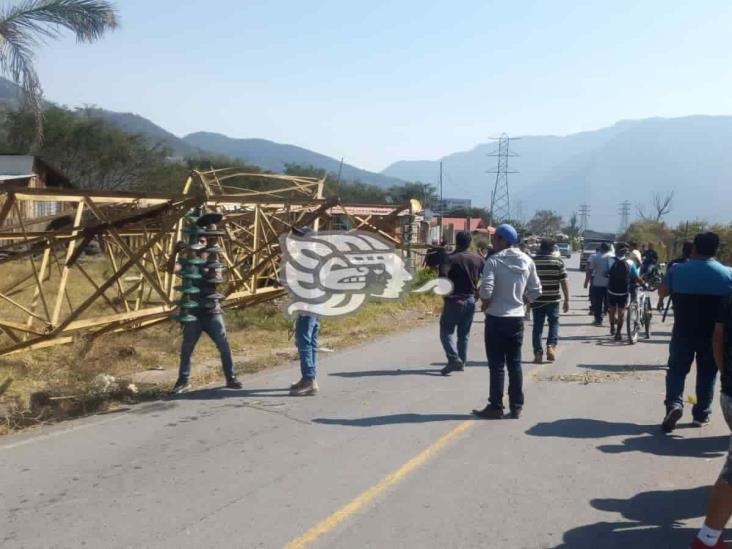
1 76 730 230
383 116 732 230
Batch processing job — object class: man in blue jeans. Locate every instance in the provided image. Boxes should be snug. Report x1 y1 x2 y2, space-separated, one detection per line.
531 239 570 364
658 232 732 433
439 231 485 376
473 224 541 419
289 225 322 396
290 313 321 396
171 236 242 394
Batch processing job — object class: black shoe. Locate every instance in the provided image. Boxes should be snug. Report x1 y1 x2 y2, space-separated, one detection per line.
472 405 503 419
610 323 616 335
225 377 243 389
441 358 464 376
662 407 683 433
692 417 711 427
614 331 622 342
510 408 522 419
170 378 191 394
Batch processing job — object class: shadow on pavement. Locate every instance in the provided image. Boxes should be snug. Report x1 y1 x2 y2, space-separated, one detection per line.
577 363 665 373
330 369 443 378
598 434 728 458
428 361 488 368
526 418 656 439
170 387 290 400
313 413 474 426
554 486 713 548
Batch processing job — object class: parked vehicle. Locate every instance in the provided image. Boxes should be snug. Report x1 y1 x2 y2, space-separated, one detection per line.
557 242 572 258
579 239 615 271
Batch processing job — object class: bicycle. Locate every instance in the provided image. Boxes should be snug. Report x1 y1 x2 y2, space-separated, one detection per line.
627 284 653 344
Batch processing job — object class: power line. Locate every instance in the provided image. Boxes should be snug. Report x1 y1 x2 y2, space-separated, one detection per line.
487 134 519 226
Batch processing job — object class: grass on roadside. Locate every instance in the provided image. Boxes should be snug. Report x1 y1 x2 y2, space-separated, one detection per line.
0 272 442 434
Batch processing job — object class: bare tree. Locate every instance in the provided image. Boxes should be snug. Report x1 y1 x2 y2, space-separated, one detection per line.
637 191 674 222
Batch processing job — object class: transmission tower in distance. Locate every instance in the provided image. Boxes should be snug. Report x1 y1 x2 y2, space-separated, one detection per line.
619 201 631 234
487 134 519 226
578 204 591 234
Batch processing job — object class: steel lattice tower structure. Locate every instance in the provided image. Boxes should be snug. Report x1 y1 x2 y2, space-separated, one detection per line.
578 204 591 234
487 134 518 226
619 201 631 233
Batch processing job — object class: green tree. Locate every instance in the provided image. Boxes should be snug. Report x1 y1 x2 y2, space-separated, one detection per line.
0 106 172 190
622 219 672 260
444 206 491 225
527 209 563 236
0 0 118 141
387 181 438 208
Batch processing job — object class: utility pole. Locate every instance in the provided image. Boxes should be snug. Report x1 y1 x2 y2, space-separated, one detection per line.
487 134 519 227
439 161 443 242
618 200 631 234
336 158 344 186
578 204 591 235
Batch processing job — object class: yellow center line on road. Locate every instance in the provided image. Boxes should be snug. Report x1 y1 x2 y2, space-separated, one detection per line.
282 419 475 549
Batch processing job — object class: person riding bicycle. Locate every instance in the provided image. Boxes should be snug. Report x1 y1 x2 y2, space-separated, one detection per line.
641 243 659 276
606 243 645 341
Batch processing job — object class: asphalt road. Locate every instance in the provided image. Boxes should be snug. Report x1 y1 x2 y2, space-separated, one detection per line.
1 264 728 549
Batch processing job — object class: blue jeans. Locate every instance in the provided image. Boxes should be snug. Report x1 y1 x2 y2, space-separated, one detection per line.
590 285 607 323
296 314 320 379
532 302 560 354
665 335 718 421
485 315 524 411
440 296 476 363
178 315 235 381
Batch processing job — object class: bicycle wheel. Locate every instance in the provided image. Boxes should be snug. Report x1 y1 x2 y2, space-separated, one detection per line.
627 301 639 344
643 298 652 339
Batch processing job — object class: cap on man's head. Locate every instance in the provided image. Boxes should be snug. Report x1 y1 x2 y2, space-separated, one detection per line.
495 224 519 246
293 226 314 237
455 231 472 249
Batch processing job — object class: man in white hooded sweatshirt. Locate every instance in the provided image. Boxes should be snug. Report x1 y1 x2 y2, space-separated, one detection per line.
473 224 542 419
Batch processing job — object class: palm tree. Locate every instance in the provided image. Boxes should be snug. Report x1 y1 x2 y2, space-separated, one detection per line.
0 0 119 142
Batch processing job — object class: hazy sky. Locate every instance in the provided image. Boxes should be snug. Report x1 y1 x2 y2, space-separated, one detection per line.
36 0 732 171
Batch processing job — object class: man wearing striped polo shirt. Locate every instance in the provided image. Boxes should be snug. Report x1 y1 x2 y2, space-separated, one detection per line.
531 239 570 363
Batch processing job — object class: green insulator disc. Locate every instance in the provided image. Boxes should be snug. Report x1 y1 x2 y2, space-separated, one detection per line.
173 300 199 309
174 285 201 294
171 313 198 323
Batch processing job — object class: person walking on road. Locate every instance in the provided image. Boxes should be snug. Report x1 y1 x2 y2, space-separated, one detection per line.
628 241 643 268
659 240 693 311
606 243 644 341
424 239 448 273
170 236 242 394
690 292 732 549
439 231 486 376
289 226 322 397
531 239 569 364
659 232 732 433
473 224 541 420
585 242 613 326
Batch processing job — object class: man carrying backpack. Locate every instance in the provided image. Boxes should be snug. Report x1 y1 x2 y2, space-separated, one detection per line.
606 243 644 341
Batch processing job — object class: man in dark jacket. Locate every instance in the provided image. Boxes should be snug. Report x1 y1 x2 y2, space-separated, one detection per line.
439 231 485 375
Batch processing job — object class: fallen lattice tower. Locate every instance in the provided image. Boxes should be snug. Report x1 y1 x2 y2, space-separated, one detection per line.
0 169 414 357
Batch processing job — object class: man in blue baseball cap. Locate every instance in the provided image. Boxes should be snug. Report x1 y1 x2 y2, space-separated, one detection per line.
473 223 541 419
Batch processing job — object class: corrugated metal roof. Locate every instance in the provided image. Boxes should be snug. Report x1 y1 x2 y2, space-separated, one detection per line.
0 155 34 175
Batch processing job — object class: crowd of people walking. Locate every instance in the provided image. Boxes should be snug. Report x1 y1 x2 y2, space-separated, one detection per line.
435 224 732 548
